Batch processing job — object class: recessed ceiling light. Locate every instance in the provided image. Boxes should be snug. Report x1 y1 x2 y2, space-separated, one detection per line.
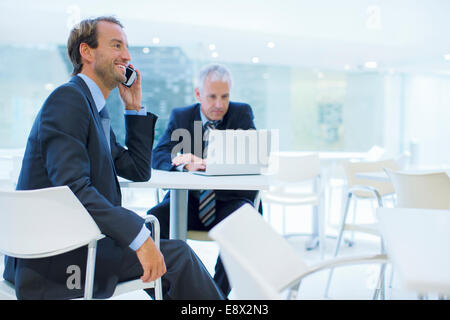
252 57 260 64
209 44 216 51
211 52 219 58
152 37 160 44
444 54 450 61
267 41 275 49
142 47 150 54
365 61 378 69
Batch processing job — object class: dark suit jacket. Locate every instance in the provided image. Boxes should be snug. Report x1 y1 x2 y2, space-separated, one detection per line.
152 102 257 202
3 76 157 299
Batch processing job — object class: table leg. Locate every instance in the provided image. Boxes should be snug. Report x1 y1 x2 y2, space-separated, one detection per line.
306 207 320 250
306 175 321 251
169 189 188 240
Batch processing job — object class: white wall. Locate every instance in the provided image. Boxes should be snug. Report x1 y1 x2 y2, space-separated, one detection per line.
404 75 450 167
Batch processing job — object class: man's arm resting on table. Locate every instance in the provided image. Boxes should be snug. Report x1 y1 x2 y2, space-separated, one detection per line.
171 153 206 172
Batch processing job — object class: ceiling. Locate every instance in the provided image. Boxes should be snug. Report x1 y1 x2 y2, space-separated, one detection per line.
1 0 449 74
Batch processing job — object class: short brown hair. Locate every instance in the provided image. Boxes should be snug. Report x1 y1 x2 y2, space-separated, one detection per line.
67 16 123 76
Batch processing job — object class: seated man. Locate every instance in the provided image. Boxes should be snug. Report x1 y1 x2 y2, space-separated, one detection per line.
3 16 223 300
149 64 261 297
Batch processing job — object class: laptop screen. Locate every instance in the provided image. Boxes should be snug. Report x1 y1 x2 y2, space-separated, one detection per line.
206 129 272 167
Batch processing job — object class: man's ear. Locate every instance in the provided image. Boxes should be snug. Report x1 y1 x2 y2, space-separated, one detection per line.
194 87 201 102
79 43 94 64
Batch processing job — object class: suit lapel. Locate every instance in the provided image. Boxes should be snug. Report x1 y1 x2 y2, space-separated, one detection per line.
190 104 204 158
70 76 121 193
70 76 106 137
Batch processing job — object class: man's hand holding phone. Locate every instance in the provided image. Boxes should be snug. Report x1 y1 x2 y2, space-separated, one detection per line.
118 64 142 112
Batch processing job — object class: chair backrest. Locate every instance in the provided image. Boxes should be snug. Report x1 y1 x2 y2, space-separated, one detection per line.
385 169 450 209
343 158 400 198
0 186 101 258
209 204 308 299
269 152 321 183
365 145 386 161
10 154 24 186
377 208 450 295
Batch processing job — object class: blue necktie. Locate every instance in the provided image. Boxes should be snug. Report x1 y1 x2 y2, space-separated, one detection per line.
99 107 110 150
199 120 218 226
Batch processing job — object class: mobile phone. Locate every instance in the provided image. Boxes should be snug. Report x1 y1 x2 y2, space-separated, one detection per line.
122 66 137 87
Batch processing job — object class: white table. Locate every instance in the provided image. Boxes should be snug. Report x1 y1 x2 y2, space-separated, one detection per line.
120 169 270 240
377 208 450 296
277 151 367 162
356 170 450 182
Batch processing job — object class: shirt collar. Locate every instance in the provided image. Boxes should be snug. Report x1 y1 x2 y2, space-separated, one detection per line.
199 106 222 128
77 73 106 113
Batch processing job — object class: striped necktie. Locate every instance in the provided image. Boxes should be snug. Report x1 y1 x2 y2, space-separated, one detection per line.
199 120 218 226
99 107 111 150
202 120 218 156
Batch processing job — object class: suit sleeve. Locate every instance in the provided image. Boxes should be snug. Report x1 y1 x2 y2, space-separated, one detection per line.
110 112 158 181
39 86 145 248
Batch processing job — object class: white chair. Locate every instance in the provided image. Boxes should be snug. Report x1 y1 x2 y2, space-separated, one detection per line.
261 152 326 256
384 169 450 297
377 208 450 297
385 169 450 209
0 186 162 300
208 204 387 300
365 145 386 161
324 158 400 299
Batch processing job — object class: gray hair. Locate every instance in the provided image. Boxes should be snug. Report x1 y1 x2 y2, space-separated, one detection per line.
195 64 232 93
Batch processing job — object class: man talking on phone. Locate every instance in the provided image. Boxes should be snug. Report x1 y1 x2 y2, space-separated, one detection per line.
2 16 223 300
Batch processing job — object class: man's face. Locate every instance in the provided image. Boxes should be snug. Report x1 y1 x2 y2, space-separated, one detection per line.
91 21 131 90
195 77 230 121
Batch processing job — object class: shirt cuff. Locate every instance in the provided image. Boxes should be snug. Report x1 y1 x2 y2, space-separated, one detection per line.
129 225 151 251
124 105 147 116
175 164 186 172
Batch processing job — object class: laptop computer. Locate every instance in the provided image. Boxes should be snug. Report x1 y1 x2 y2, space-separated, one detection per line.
193 129 272 176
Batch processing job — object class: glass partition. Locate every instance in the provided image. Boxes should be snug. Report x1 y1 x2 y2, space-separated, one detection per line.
0 1 449 167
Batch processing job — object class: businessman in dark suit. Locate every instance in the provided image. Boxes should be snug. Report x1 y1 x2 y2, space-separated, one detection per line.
149 64 261 297
2 16 223 300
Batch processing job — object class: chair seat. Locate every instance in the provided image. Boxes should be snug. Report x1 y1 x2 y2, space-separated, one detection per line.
262 188 319 205
0 279 160 300
0 277 158 300
112 279 156 298
343 223 380 236
0 279 16 300
187 230 213 241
